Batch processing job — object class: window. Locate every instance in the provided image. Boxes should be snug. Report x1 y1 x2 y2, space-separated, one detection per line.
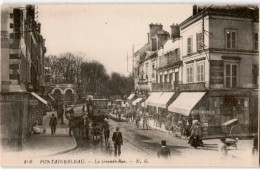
197 33 203 51
152 64 155 78
10 23 14 28
10 13 13 18
253 65 259 86
145 64 148 78
196 62 204 82
254 33 258 51
164 74 168 83
186 64 193 83
225 63 238 88
187 36 193 54
225 29 237 49
169 73 173 84
160 75 163 83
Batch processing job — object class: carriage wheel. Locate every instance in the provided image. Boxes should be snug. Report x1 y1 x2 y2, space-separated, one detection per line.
230 125 243 138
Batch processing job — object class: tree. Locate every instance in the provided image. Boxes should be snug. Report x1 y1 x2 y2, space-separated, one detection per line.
46 52 134 99
81 61 109 96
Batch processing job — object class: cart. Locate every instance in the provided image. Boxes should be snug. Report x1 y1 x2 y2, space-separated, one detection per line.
222 119 243 138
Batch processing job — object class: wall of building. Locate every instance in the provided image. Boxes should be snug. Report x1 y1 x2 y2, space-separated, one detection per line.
209 16 257 50
180 16 209 57
209 53 258 88
1 7 10 91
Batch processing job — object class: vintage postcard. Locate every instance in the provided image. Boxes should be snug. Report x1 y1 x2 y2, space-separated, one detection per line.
0 4 259 167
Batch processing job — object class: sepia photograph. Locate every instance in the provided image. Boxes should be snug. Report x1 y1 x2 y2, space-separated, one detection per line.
0 3 259 167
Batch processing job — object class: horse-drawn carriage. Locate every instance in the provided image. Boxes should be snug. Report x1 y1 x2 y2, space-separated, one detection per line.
86 98 110 140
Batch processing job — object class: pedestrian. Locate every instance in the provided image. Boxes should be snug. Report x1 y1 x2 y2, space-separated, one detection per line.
136 114 141 129
104 124 110 143
143 111 149 130
132 110 136 122
79 116 85 138
218 138 228 157
85 117 90 138
154 112 158 127
188 120 202 148
252 134 258 155
157 140 171 159
118 109 121 122
49 114 57 135
68 115 75 136
112 127 123 157
158 113 163 128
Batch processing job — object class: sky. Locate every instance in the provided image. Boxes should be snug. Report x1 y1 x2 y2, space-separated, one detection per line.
38 4 193 76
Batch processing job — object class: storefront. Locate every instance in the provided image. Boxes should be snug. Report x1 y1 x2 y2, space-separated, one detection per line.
0 92 30 150
145 92 163 114
132 97 143 109
151 92 178 115
127 93 136 111
197 90 257 136
168 92 206 134
29 92 48 125
168 90 257 137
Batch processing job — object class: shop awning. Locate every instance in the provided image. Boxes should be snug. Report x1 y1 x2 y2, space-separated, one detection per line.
127 94 135 100
152 92 175 108
168 92 206 116
132 98 143 105
147 92 163 107
31 92 48 105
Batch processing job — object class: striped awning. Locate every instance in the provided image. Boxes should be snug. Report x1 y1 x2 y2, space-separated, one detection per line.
132 98 143 105
31 92 48 105
168 92 206 116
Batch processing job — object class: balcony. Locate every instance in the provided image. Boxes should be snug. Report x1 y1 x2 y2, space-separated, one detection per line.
152 82 174 91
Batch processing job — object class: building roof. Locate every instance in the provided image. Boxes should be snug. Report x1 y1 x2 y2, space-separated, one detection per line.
180 5 259 29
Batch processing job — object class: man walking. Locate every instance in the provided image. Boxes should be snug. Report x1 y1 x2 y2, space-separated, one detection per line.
49 114 57 135
157 140 171 159
112 127 123 157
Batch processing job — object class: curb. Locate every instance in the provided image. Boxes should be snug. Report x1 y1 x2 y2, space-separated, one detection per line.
42 135 78 157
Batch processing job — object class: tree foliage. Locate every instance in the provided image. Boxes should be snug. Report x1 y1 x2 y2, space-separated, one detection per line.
46 52 134 98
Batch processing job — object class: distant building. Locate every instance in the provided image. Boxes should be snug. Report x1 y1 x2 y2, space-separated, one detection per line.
134 23 169 94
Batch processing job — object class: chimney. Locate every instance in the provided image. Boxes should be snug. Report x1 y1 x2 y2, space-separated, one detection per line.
149 23 163 40
147 33 150 43
170 23 180 40
193 5 198 16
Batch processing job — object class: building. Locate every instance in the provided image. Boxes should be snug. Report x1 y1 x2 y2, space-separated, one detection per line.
168 5 259 136
1 5 47 150
134 23 169 94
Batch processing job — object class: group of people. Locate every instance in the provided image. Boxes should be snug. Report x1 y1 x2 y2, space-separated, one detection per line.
124 108 150 130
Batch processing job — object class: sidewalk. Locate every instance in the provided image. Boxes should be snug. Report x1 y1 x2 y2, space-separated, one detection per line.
22 111 77 157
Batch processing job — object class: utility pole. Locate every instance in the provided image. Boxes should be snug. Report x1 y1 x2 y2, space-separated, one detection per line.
127 51 128 72
132 44 135 79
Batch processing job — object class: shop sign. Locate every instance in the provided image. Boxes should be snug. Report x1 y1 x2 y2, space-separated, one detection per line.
191 110 215 115
179 83 206 91
210 61 224 84
29 99 38 106
0 94 24 102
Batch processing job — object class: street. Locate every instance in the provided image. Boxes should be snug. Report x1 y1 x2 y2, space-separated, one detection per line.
51 105 257 166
